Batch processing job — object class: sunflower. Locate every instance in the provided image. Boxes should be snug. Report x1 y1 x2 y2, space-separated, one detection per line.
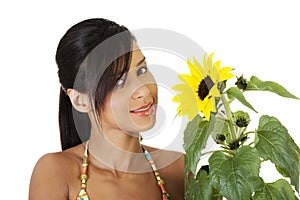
172 53 234 121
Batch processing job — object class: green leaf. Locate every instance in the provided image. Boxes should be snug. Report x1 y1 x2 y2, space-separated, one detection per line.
184 169 200 200
246 76 299 99
196 170 214 200
253 179 297 200
183 114 203 150
185 170 214 200
255 115 300 192
184 115 210 175
253 177 266 193
226 87 258 113
209 146 261 200
209 114 230 143
290 136 300 164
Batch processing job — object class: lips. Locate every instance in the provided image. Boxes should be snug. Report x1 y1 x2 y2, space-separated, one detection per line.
130 102 154 116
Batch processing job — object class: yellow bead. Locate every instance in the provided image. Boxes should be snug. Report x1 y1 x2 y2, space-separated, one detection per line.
83 158 88 164
157 179 164 186
81 174 88 180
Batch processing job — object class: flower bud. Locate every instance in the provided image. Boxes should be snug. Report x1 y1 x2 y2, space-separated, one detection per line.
233 110 250 127
215 134 226 144
235 75 248 90
200 165 209 174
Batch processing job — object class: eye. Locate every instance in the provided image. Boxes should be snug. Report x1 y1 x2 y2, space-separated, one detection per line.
137 66 147 76
116 78 125 87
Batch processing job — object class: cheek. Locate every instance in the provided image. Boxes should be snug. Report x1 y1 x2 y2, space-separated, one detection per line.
144 73 158 102
110 99 128 114
149 83 158 102
101 97 115 124
102 95 126 123
109 94 131 123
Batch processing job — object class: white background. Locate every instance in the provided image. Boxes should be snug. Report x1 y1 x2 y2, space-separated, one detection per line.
1 0 300 198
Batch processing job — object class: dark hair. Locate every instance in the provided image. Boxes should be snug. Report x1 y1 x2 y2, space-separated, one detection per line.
56 18 134 150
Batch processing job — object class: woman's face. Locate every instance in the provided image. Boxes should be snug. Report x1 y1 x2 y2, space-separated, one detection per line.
100 46 158 133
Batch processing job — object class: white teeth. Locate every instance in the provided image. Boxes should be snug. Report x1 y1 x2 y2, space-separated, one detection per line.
133 104 152 112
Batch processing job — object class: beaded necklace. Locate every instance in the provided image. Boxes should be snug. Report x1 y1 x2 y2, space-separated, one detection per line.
142 146 171 200
77 141 171 200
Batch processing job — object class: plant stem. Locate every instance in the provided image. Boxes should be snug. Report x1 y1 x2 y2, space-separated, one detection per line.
221 94 237 142
202 149 235 156
245 131 257 135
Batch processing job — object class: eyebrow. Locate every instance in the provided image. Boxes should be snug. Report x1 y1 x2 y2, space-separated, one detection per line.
136 56 146 67
114 56 146 79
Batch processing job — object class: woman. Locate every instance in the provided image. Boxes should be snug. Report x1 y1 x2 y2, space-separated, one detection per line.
29 18 184 200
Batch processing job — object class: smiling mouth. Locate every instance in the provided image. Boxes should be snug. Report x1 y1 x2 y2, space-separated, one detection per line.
130 103 154 116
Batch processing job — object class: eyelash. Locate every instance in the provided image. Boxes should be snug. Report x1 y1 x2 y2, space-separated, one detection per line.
116 78 125 87
115 66 148 88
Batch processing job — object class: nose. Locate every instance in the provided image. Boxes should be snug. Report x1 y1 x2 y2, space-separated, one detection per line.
131 85 151 100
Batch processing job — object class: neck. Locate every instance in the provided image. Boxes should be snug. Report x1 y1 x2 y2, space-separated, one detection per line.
88 123 151 174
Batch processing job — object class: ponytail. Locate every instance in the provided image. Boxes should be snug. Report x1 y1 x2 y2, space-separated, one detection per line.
58 87 90 150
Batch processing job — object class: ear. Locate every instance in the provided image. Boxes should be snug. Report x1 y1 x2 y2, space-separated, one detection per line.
67 89 91 113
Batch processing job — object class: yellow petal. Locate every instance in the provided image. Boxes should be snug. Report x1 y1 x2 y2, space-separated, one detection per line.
172 84 189 92
187 59 204 81
192 57 206 78
207 53 214 70
209 85 221 97
178 74 199 90
201 98 212 120
220 66 234 81
172 79 201 120
202 107 211 120
198 95 209 110
214 60 221 70
172 95 180 103
175 93 199 120
209 68 219 83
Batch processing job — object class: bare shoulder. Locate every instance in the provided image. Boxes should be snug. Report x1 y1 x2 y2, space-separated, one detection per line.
29 145 84 200
157 148 184 178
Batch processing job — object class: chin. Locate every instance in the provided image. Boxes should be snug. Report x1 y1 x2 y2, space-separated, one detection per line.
129 114 156 132
137 116 157 132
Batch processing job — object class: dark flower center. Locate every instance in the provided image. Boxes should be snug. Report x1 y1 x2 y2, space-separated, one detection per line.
197 76 214 100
